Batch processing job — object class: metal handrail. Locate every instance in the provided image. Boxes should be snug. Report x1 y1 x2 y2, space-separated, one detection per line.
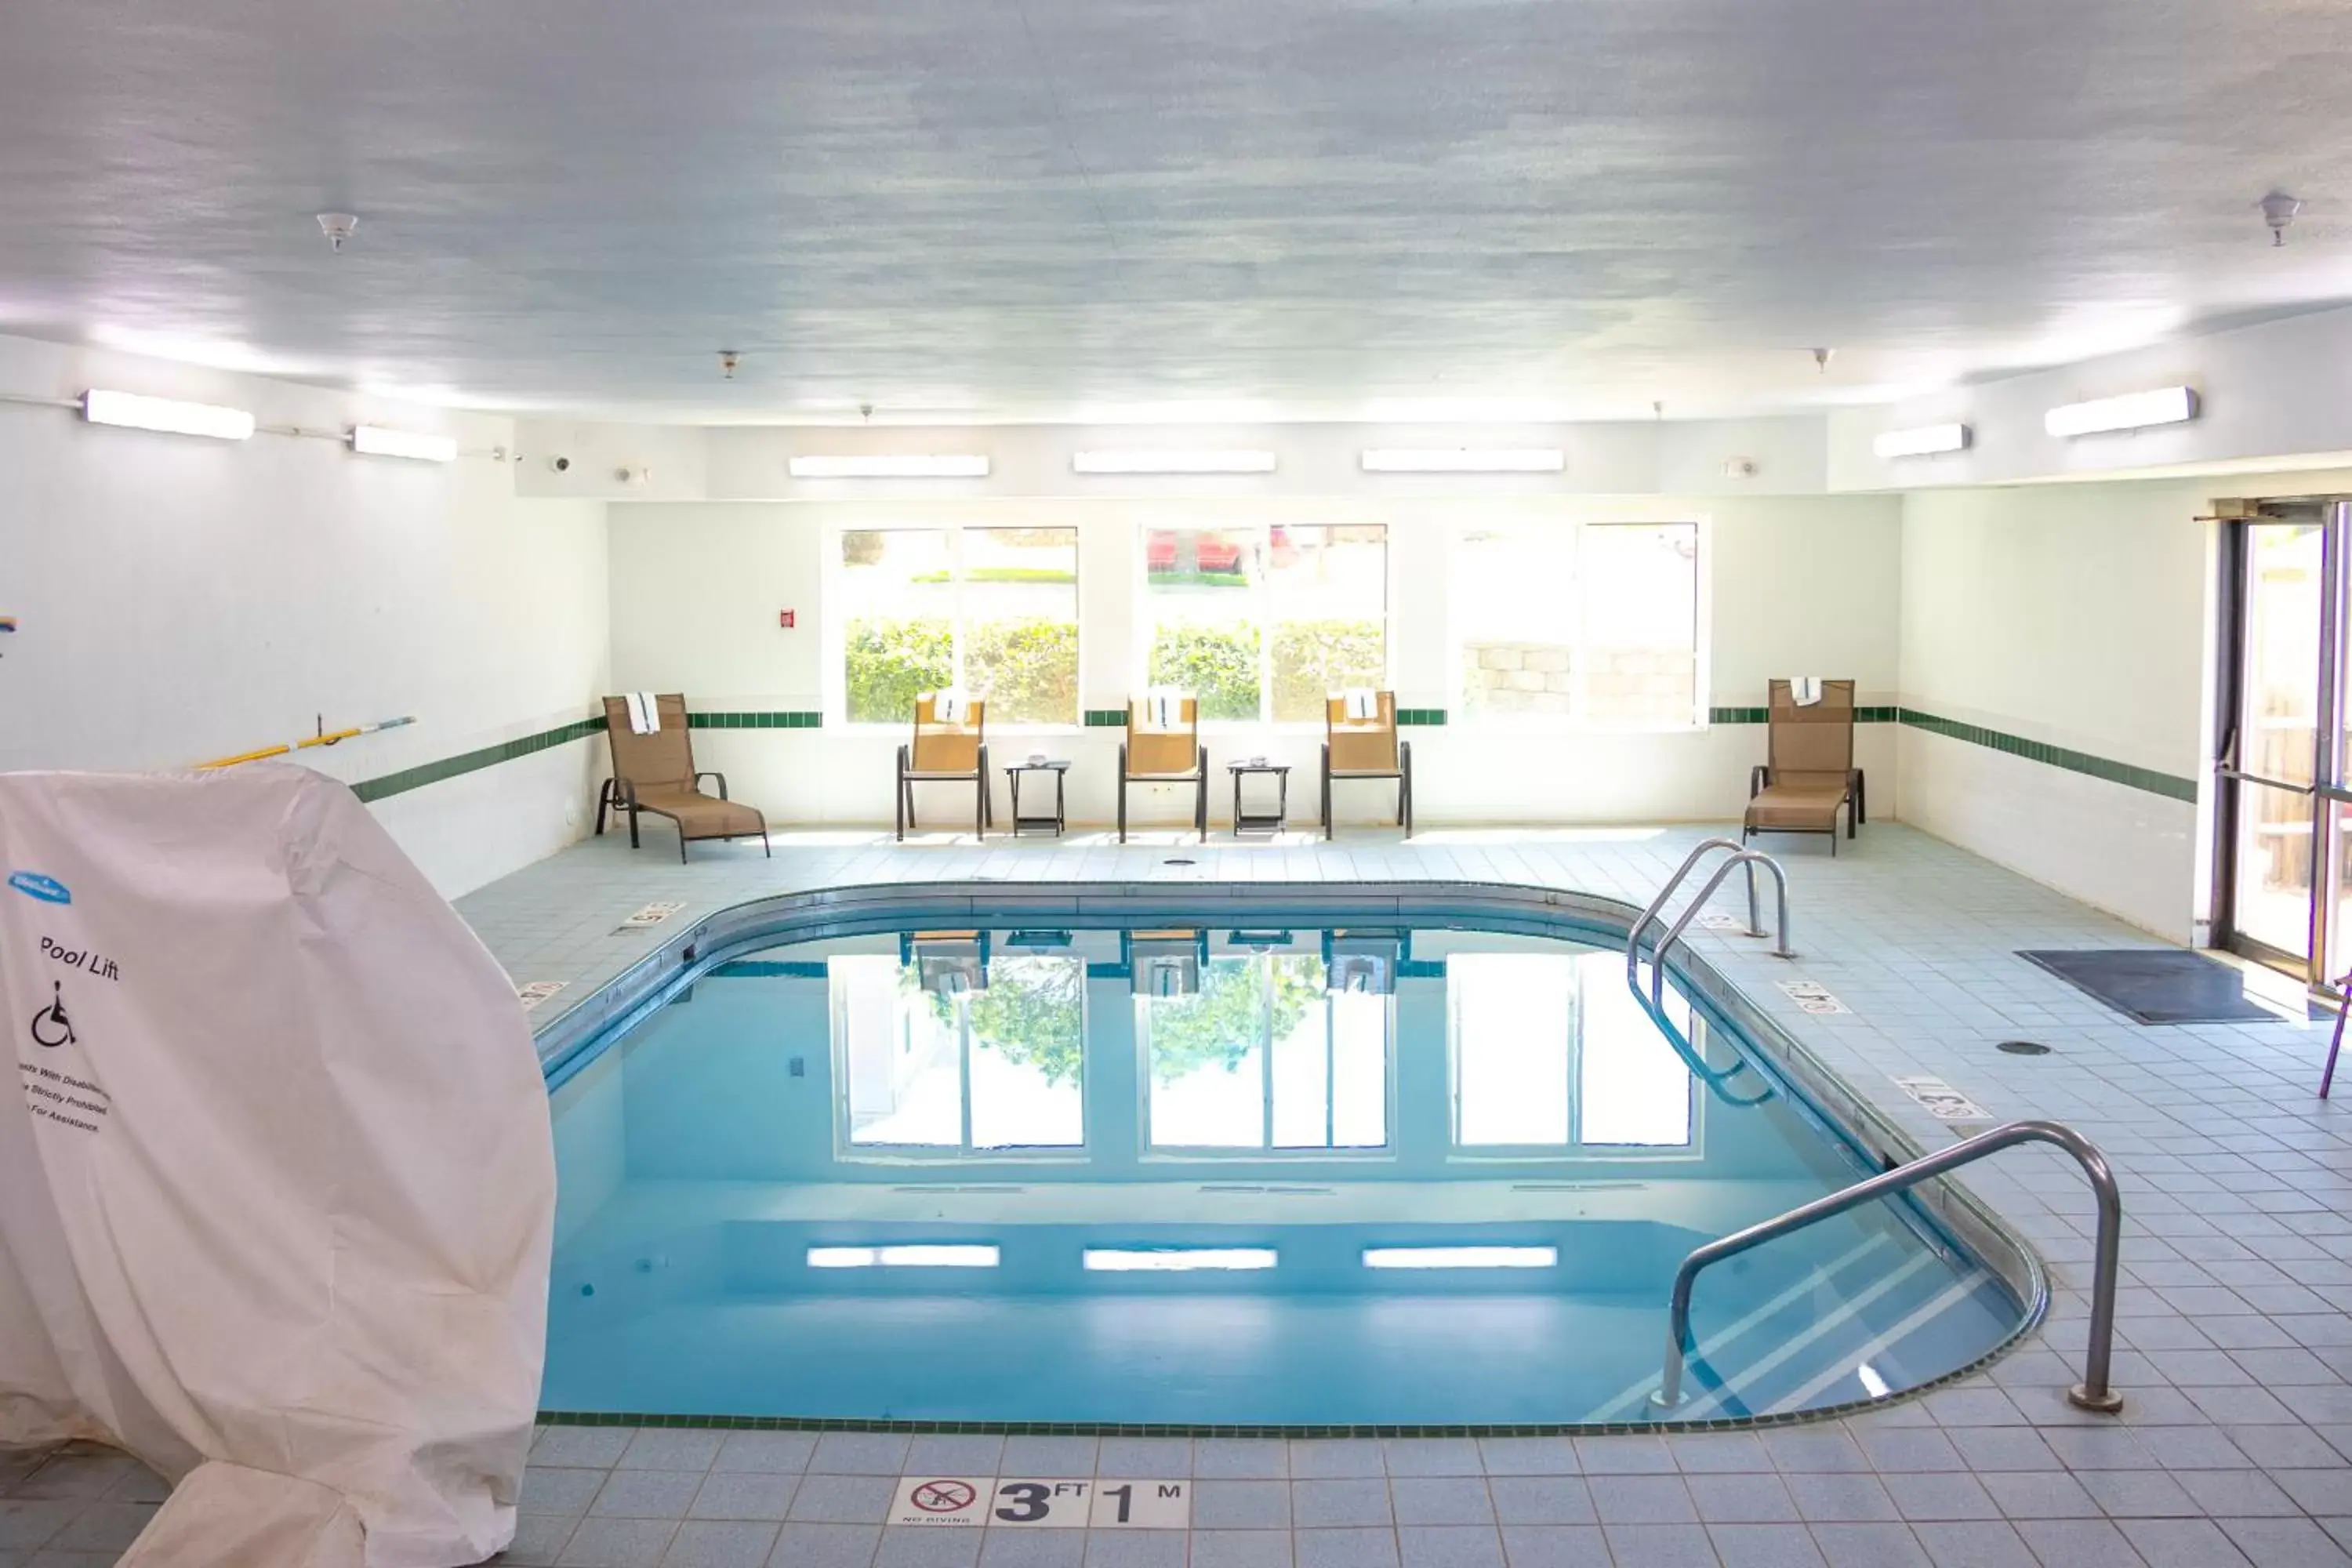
1651 1118 2124 1416
1625 840 1758 985
1646 852 1794 1007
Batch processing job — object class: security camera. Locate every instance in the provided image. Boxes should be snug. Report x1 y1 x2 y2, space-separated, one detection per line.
549 455 572 474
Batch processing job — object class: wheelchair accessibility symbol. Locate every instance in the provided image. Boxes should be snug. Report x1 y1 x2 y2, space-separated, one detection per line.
30 982 74 1049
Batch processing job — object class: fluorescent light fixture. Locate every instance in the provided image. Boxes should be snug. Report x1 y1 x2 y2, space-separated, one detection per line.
82 389 255 441
1082 1247 1279 1272
350 425 458 463
806 1244 1000 1269
1360 448 1564 474
1362 1245 1559 1269
789 453 989 478
2043 387 2198 438
1072 449 1278 475
1871 423 1971 459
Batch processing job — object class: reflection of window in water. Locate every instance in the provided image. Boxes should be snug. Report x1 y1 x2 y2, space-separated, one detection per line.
1141 955 1390 1149
1448 953 1694 1149
832 955 1086 1151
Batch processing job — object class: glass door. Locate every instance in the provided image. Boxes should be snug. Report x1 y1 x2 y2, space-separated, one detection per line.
2217 507 2341 979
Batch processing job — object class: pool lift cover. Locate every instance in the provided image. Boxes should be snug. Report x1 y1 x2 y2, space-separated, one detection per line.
0 767 556 1566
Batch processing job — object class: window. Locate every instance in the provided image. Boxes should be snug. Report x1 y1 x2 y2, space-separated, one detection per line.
1447 951 1694 1150
1139 953 1390 1150
1141 524 1387 722
1454 522 1702 727
837 527 1079 725
832 953 1086 1152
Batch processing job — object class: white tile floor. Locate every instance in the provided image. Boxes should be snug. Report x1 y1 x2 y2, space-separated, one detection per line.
13 818 2352 1566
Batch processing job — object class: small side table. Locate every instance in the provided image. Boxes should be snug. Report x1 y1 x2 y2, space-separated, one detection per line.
1228 762 1290 837
1005 760 1071 837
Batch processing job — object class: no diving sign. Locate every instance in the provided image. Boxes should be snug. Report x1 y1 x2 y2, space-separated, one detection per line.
889 1476 1189 1529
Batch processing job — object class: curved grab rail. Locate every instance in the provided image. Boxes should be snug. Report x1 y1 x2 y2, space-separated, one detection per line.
1647 851 1793 1008
1651 1118 2124 1415
1624 839 1757 991
1625 982 1777 1109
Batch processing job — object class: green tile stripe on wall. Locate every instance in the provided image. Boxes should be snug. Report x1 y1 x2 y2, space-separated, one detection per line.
350 717 606 804
1896 708 2197 802
688 711 824 730
1396 708 1446 726
1708 706 1900 724
1083 710 1129 728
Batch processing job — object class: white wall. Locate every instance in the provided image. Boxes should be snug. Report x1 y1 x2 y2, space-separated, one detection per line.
608 492 1902 829
1896 467 2352 940
0 332 611 898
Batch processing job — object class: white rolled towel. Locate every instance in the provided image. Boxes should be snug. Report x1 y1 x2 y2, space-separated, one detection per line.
1791 677 1823 707
931 689 969 724
1145 688 1185 728
1341 688 1380 720
625 691 661 734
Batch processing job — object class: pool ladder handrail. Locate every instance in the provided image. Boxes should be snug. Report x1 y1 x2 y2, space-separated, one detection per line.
1650 1117 2125 1416
1624 984 1777 1109
1625 840 1794 1004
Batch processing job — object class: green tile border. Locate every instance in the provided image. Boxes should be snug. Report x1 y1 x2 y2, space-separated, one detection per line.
687 711 825 730
1396 708 1446 726
350 717 606 804
1083 710 1129 728
1707 706 1899 724
1898 708 2196 802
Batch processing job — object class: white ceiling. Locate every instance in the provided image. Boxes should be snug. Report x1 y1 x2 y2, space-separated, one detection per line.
4 0 2350 423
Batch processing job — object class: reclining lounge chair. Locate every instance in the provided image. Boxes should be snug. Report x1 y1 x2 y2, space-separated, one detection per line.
1118 694 1207 842
1743 678 1864 854
897 693 991 840
1322 690 1412 839
597 693 771 862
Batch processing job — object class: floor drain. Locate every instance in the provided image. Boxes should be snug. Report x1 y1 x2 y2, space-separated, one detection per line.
1163 858 1196 866
1997 1040 2053 1056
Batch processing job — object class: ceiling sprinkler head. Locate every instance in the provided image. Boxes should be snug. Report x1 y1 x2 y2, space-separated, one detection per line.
1811 347 1835 374
720 350 740 380
2261 191 2303 246
316 212 359 252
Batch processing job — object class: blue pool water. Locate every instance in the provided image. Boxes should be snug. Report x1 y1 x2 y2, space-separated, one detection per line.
543 915 2027 1426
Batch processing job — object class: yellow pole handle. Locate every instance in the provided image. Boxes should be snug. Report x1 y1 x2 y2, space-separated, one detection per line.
194 743 293 771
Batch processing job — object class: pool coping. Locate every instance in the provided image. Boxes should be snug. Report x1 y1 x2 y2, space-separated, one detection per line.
532 877 2056 1436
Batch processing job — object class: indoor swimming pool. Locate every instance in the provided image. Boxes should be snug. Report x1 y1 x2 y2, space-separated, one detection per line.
540 892 2033 1429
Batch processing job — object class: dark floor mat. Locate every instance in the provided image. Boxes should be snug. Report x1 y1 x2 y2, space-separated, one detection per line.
2017 948 2285 1025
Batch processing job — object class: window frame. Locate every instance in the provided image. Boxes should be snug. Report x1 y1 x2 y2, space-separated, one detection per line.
1133 522 1393 728
827 523 1083 730
1450 517 1710 734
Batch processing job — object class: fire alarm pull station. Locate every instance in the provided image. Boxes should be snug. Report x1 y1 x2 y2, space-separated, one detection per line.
779 610 796 629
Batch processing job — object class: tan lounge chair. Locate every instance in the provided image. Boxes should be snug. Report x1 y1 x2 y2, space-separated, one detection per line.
1743 679 1864 855
1322 691 1412 839
1119 695 1207 842
597 694 771 862
897 693 991 840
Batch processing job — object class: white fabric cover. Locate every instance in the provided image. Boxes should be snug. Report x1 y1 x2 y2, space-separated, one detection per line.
0 766 555 1567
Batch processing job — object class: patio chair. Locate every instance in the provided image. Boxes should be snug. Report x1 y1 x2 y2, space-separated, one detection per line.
597 693 771 862
1743 678 1864 855
1118 693 1207 842
897 692 991 840
1323 690 1412 839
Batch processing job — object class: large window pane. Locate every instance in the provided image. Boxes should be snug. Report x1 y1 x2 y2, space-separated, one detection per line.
964 528 1080 724
1143 958 1267 1146
1144 528 1263 720
1456 529 1578 719
834 956 960 1146
967 956 1086 1148
1268 525 1387 721
1581 524 1700 725
840 530 953 725
834 953 1085 1152
1450 953 1573 1146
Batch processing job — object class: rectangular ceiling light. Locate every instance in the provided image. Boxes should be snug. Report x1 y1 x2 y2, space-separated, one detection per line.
1362 1245 1559 1269
1360 448 1565 474
1082 1247 1279 1272
350 425 459 463
1072 449 1278 475
2043 387 2198 438
82 389 255 441
806 1244 1000 1269
1871 423 1971 459
789 454 990 478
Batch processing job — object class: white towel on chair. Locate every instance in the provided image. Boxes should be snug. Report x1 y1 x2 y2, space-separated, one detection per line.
1341 688 1379 720
931 688 968 724
625 691 661 734
1145 688 1185 729
1791 677 1823 707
